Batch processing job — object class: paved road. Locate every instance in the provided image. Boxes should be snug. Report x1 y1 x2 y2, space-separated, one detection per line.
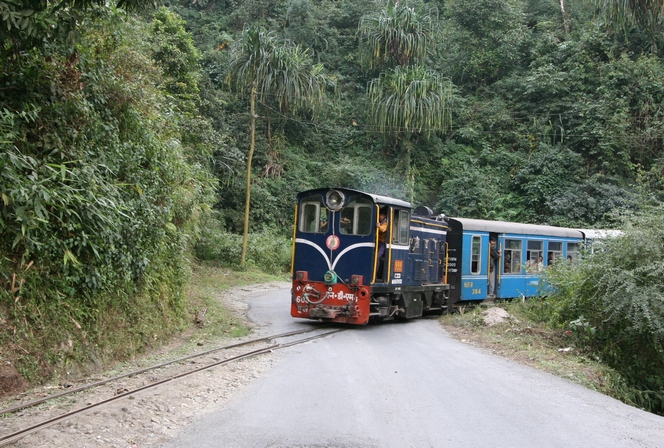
161 288 664 448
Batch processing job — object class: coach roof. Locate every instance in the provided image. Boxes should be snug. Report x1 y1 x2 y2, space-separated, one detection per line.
448 217 583 238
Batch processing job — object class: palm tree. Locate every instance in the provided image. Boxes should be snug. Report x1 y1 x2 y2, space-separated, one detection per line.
359 3 452 201
597 0 664 51
368 65 453 200
226 26 330 266
368 65 452 137
358 1 434 70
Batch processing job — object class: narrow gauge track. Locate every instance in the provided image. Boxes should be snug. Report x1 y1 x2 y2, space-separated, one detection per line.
0 327 344 447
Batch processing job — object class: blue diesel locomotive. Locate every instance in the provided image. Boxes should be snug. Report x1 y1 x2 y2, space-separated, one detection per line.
290 187 586 325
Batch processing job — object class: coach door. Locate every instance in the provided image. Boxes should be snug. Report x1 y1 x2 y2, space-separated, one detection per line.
486 233 500 299
459 233 487 300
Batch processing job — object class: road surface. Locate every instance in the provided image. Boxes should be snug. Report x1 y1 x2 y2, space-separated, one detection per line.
160 288 664 448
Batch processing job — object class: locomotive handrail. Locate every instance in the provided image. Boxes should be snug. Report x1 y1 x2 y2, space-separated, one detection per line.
290 203 298 277
372 204 380 284
386 207 394 281
443 241 449 284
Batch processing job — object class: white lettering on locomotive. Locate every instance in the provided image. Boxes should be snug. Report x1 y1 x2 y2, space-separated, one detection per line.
333 291 356 302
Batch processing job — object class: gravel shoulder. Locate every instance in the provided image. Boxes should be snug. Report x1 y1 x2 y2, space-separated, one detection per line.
0 281 290 448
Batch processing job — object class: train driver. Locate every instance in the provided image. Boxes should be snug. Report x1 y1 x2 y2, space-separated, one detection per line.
376 210 388 279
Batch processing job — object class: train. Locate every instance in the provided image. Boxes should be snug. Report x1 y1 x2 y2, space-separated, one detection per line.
290 187 602 325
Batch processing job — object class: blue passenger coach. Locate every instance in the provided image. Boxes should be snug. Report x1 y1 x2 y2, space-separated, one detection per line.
445 218 584 302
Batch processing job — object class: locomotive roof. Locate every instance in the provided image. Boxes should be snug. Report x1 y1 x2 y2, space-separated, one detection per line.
448 217 584 238
297 188 411 208
366 193 410 208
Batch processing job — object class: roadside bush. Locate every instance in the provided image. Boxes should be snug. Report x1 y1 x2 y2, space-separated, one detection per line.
0 10 211 383
534 207 664 414
195 213 292 275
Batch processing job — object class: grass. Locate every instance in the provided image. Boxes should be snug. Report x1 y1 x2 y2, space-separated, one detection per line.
97 260 290 377
439 302 629 400
184 260 289 341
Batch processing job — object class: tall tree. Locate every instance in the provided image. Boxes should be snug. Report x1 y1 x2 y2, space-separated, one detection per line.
596 0 664 51
359 2 452 201
368 65 453 200
358 0 433 70
225 26 330 266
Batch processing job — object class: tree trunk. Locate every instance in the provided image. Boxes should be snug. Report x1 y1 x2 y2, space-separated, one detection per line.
241 82 257 267
559 0 570 33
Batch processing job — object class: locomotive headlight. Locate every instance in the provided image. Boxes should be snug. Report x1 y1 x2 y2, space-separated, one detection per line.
351 275 363 286
296 271 308 282
326 190 345 211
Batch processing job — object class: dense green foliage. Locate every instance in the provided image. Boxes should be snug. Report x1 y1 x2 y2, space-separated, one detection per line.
195 214 292 275
0 7 217 379
163 0 664 232
530 208 664 414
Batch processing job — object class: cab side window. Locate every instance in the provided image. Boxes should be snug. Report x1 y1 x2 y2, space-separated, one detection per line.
471 236 481 274
392 210 410 244
548 241 562 264
526 240 543 272
567 242 580 262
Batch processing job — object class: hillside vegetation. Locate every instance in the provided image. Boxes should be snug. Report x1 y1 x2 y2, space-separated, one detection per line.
1 0 663 413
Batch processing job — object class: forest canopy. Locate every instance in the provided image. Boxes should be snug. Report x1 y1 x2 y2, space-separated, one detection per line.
161 0 664 231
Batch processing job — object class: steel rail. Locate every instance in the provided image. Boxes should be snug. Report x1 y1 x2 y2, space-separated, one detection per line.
0 328 318 417
0 328 345 446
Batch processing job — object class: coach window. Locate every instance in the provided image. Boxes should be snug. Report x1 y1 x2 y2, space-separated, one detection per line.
300 196 326 233
567 242 580 262
392 210 410 244
503 239 522 274
339 196 372 236
471 236 481 274
548 241 562 264
526 240 543 273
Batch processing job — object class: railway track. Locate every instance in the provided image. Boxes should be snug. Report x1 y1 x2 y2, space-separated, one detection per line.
0 327 345 446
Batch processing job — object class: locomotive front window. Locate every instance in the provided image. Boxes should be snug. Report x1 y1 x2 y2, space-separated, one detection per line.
299 196 328 233
339 196 372 236
470 236 481 274
503 239 522 274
